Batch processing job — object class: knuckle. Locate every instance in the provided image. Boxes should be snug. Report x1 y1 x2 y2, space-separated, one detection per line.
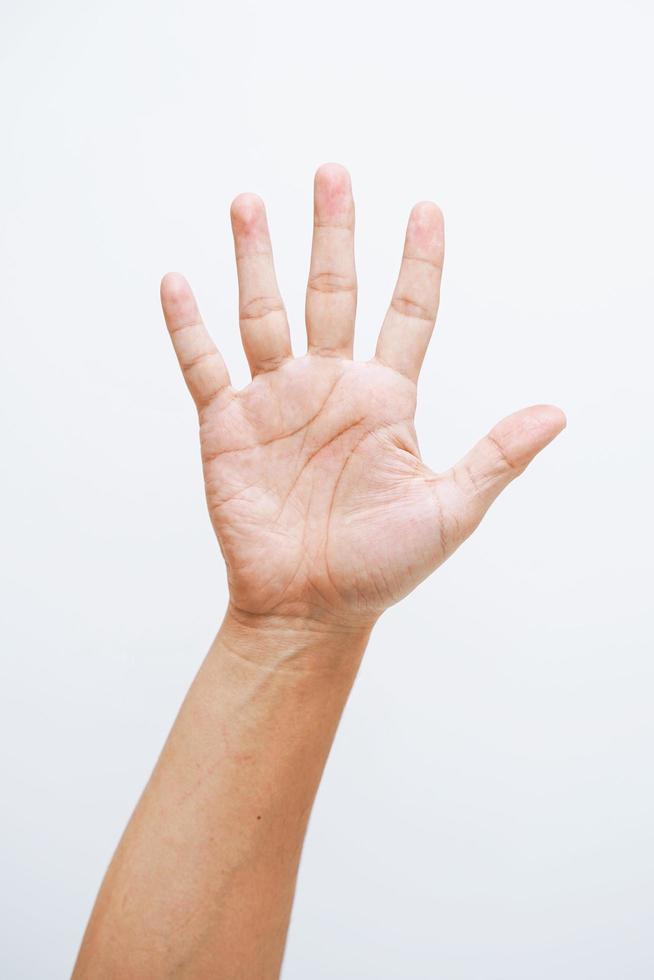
391 295 435 323
307 271 357 295
486 432 525 474
240 295 286 322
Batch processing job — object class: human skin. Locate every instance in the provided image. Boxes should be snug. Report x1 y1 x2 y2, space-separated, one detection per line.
72 164 565 978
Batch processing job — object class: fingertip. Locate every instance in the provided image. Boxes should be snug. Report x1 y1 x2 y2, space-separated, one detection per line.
524 403 567 437
160 271 191 304
160 271 203 339
161 269 186 290
549 404 567 431
314 162 352 190
313 163 354 222
406 201 445 256
230 192 267 233
488 404 566 473
410 200 444 224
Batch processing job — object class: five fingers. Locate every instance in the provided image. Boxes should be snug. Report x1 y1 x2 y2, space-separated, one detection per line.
161 179 564 581
375 201 445 383
305 163 357 357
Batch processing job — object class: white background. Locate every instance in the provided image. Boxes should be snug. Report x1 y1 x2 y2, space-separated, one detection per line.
1 1 653 976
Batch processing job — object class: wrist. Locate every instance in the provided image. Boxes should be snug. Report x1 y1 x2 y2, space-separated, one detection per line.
216 602 374 676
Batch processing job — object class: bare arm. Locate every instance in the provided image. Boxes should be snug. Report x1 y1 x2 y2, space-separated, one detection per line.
73 615 368 978
73 164 565 978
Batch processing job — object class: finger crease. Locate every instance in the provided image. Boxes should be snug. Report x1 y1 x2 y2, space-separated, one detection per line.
240 297 286 322
486 433 522 473
182 349 221 370
402 252 444 272
391 295 435 323
307 272 357 295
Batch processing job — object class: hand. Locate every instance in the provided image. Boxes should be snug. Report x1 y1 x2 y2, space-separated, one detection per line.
161 164 565 631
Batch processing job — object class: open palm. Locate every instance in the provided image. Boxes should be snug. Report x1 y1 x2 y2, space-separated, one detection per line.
161 165 565 629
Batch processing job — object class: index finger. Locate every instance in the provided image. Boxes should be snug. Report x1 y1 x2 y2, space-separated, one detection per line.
375 202 444 382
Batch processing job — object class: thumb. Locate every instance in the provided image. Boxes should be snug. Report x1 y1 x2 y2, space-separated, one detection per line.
444 404 566 540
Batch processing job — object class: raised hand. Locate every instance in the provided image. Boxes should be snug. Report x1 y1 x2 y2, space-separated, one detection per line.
161 164 565 630
74 165 567 979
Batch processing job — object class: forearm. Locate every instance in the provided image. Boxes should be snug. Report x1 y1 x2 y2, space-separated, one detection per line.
73 608 371 979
